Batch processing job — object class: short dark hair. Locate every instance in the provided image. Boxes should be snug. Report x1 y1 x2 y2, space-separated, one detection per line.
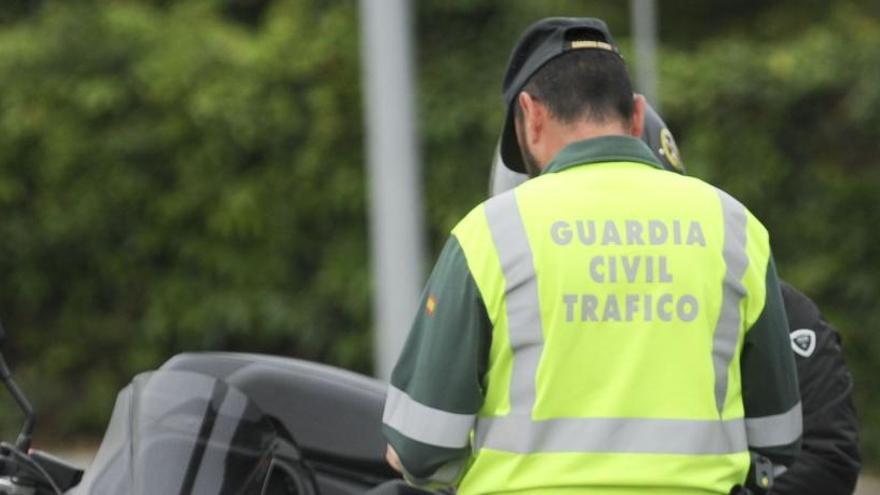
519 48 634 126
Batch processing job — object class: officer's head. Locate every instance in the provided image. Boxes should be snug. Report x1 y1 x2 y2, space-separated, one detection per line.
500 18 646 177
490 100 685 196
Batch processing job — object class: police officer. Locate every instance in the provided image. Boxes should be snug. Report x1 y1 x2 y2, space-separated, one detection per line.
492 95 861 495
381 17 801 494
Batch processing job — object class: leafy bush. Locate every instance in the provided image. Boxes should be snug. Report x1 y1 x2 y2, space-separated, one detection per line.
0 1 369 436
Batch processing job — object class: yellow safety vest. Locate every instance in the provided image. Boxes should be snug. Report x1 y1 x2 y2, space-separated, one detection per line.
451 160 771 494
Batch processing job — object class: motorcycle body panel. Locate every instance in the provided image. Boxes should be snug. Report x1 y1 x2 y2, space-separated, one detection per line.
76 370 280 494
80 353 398 495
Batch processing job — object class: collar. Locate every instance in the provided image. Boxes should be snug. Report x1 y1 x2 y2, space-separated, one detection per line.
542 135 664 175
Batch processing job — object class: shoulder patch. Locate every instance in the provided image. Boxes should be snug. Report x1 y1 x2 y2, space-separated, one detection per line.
790 328 817 358
659 128 684 172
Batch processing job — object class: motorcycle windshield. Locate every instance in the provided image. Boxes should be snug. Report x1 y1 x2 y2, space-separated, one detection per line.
77 370 276 495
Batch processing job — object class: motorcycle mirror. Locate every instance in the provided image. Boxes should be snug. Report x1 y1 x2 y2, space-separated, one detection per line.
0 319 34 452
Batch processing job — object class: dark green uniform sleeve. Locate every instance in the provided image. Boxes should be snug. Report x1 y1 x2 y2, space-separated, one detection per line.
740 256 802 468
382 235 491 486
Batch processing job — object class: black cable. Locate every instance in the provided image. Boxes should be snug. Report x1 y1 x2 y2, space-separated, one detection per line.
8 448 61 495
0 355 35 453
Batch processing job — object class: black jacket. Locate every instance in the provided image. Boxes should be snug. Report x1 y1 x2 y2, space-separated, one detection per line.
770 282 861 494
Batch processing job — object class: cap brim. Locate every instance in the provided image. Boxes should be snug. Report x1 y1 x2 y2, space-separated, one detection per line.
499 103 526 174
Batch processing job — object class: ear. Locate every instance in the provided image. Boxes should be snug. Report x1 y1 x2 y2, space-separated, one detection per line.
629 94 647 137
517 91 545 145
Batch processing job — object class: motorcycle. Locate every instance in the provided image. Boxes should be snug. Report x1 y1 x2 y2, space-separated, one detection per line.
75 352 430 494
0 312 427 494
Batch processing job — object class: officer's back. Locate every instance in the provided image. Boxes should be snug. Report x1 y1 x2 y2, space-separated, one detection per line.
382 18 801 495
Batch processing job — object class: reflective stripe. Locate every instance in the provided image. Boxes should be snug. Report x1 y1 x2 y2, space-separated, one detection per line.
746 402 803 448
484 191 544 414
475 415 748 455
383 385 475 449
405 458 467 487
713 189 749 413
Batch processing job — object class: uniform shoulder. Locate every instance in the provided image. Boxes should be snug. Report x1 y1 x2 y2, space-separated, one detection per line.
451 196 493 239
709 184 771 233
454 186 531 232
779 281 822 331
709 183 750 213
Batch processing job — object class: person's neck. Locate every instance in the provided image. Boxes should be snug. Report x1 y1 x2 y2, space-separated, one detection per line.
536 121 629 172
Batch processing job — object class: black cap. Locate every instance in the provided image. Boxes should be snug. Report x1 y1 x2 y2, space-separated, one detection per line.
500 17 622 173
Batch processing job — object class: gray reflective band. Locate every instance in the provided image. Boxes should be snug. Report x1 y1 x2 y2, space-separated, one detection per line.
405 458 467 487
383 386 475 449
475 415 748 455
484 191 544 414
746 402 803 448
713 190 750 413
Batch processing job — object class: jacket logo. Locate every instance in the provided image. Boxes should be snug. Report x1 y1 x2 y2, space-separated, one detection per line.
660 128 684 172
790 328 817 358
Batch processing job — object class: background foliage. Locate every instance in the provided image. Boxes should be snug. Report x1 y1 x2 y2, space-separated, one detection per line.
0 0 877 467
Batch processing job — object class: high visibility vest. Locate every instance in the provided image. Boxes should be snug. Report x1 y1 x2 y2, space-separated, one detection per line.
451 161 771 495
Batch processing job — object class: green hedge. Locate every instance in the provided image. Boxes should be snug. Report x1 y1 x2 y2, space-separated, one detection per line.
0 1 370 435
